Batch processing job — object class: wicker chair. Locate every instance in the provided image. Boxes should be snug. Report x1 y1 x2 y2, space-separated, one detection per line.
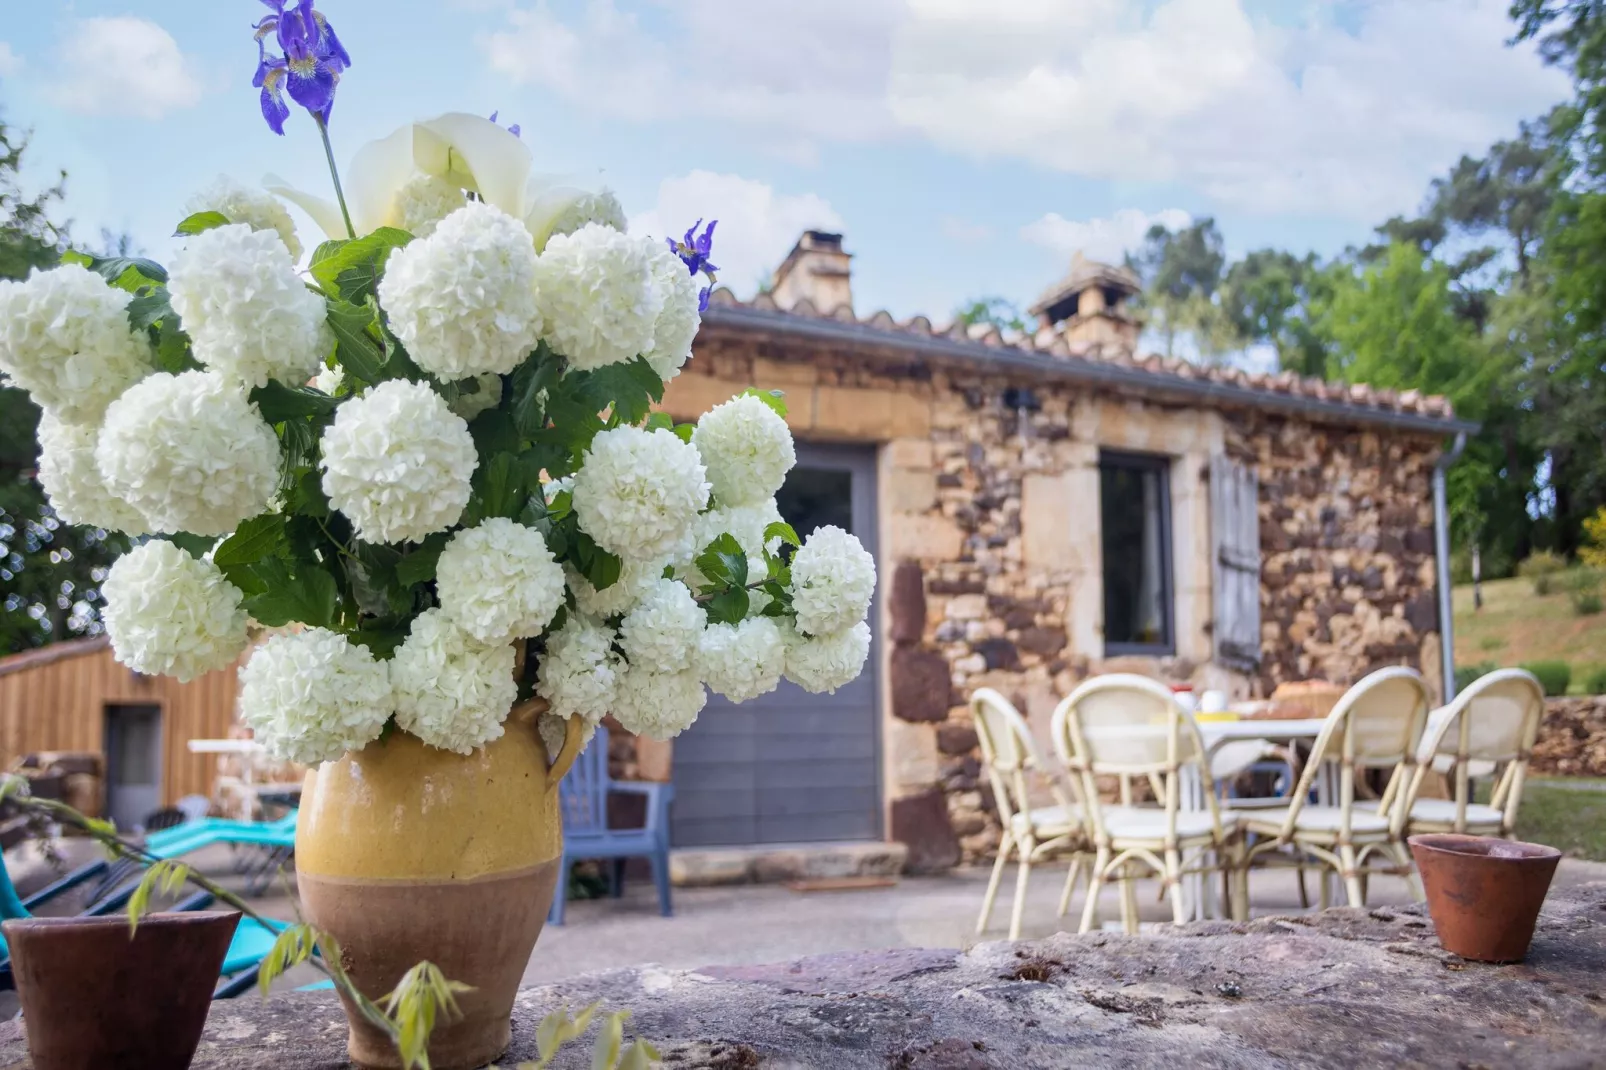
1238 666 1431 910
971 688 1085 941
1050 674 1242 934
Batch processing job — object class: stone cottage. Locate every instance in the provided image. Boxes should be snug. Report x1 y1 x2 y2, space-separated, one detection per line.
653 230 1475 870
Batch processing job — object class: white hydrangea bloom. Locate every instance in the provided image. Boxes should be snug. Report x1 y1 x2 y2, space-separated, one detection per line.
538 711 595 764
692 394 796 506
379 202 544 380
312 364 345 396
697 617 786 703
572 425 709 561
525 183 628 251
95 371 280 537
448 373 503 422
392 173 466 239
390 608 517 755
319 380 478 543
35 412 148 533
534 224 658 371
546 189 627 243
643 241 702 382
184 176 303 260
619 578 702 674
783 621 871 695
436 518 566 644
0 264 153 424
102 541 249 683
681 499 782 602
790 525 877 637
238 628 392 765
536 615 621 724
611 663 706 740
168 224 330 390
563 557 664 620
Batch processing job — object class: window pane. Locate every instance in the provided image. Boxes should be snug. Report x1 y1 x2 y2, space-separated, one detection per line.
1100 457 1171 650
776 467 853 539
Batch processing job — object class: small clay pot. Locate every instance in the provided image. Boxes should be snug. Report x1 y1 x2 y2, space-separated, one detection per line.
3 911 239 1070
1409 834 1561 963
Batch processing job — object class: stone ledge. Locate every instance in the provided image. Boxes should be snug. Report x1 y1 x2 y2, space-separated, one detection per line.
4 883 1603 1068
669 841 909 887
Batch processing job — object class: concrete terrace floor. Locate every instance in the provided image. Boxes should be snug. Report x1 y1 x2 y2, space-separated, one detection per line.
63 843 1601 991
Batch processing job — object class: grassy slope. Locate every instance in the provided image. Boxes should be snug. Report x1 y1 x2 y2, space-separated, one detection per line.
1453 571 1606 694
1514 779 1606 861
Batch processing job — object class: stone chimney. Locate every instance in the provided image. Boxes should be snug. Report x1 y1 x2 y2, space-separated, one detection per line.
769 231 853 316
1027 251 1142 354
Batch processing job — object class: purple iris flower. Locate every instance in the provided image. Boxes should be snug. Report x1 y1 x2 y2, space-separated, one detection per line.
253 0 351 135
489 111 521 138
668 219 719 311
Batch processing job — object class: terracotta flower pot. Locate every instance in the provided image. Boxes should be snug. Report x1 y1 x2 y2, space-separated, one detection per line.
296 705 585 1070
1409 833 1561 963
2 911 239 1070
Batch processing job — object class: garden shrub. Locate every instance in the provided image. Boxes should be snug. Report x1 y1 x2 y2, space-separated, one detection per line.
1520 660 1572 697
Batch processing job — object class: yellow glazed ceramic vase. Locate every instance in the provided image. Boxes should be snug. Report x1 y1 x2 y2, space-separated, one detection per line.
296 700 585 1070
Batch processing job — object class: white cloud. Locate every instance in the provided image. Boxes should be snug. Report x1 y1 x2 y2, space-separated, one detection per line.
51 16 201 120
630 171 844 296
1022 207 1192 262
0 42 22 79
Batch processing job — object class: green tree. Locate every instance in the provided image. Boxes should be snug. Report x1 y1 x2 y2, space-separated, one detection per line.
0 120 131 655
1220 249 1337 377
953 296 1026 333
1127 219 1236 360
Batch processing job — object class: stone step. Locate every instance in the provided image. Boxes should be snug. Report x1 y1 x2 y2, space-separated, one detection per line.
670 840 910 887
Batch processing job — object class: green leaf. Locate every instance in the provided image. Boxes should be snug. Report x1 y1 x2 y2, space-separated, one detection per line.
287 466 330 518
174 211 230 237
126 290 172 331
86 255 168 288
705 586 750 625
694 533 748 589
591 1011 628 1070
325 300 384 384
395 533 449 587
742 387 789 419
763 521 801 549
308 227 412 296
590 356 665 426
509 346 562 438
164 532 214 559
243 559 340 628
644 411 674 432
351 626 409 659
154 315 194 374
212 514 287 568
250 381 341 423
258 924 317 996
585 547 623 592
617 1040 661 1070
469 409 519 458
335 263 379 304
466 453 523 524
671 423 695 444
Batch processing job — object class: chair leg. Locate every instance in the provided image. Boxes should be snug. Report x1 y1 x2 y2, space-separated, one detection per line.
609 859 625 899
1295 862 1310 910
1165 848 1187 925
1390 841 1423 900
1119 861 1141 934
547 857 569 927
1338 844 1364 907
1056 855 1083 918
1231 844 1250 923
1079 847 1110 935
976 833 1013 936
1007 838 1035 942
650 852 672 918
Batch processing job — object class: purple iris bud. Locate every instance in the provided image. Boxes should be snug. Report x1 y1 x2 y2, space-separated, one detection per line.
252 0 351 135
669 219 720 308
490 111 521 138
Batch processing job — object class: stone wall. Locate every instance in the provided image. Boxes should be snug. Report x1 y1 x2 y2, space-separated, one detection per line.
1533 696 1606 776
662 329 1447 866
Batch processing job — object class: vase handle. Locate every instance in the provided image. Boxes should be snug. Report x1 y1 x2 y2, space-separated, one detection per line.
548 714 587 782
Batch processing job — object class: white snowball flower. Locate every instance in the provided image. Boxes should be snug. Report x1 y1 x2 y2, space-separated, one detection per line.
35 412 148 533
238 628 392 765
681 500 782 604
391 608 517 755
525 182 627 250
102 541 249 683
436 518 566 644
611 663 706 741
784 621 871 695
95 371 280 537
184 176 303 260
379 202 544 380
536 615 621 724
643 241 702 382
563 557 664 620
692 394 796 506
535 224 658 371
312 364 345 396
572 425 708 561
448 373 503 422
320 380 478 543
790 525 877 637
0 263 153 424
619 578 703 674
168 224 330 390
392 173 466 239
697 617 786 703
543 188 627 244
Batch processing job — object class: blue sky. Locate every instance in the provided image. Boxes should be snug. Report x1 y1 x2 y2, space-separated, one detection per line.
0 0 1572 323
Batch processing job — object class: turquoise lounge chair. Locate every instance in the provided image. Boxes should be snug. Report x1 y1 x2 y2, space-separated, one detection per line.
90 812 300 902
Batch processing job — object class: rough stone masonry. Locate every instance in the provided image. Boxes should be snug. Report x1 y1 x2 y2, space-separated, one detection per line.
13 880 1602 1068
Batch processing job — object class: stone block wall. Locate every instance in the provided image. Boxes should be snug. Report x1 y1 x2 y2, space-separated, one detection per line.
1533 696 1606 776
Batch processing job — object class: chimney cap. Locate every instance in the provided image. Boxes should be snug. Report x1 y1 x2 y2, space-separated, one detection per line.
1027 251 1141 322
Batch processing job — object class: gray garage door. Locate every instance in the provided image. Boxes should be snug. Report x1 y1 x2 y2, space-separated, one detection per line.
671 443 881 847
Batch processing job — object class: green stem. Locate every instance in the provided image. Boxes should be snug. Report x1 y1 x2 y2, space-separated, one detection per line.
314 515 360 562
317 116 356 240
693 578 772 606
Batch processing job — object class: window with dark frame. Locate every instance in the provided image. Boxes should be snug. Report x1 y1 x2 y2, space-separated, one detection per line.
1099 451 1174 656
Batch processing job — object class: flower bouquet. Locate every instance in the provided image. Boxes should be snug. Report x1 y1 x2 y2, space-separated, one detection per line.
0 3 875 1066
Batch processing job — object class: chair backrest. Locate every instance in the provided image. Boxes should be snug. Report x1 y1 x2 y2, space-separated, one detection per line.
1279 666 1431 838
970 689 1072 835
1051 674 1225 848
1416 668 1544 833
558 725 611 836
141 806 188 833
176 795 212 823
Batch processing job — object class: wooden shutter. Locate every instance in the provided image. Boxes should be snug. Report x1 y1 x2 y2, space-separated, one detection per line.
1211 455 1262 670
